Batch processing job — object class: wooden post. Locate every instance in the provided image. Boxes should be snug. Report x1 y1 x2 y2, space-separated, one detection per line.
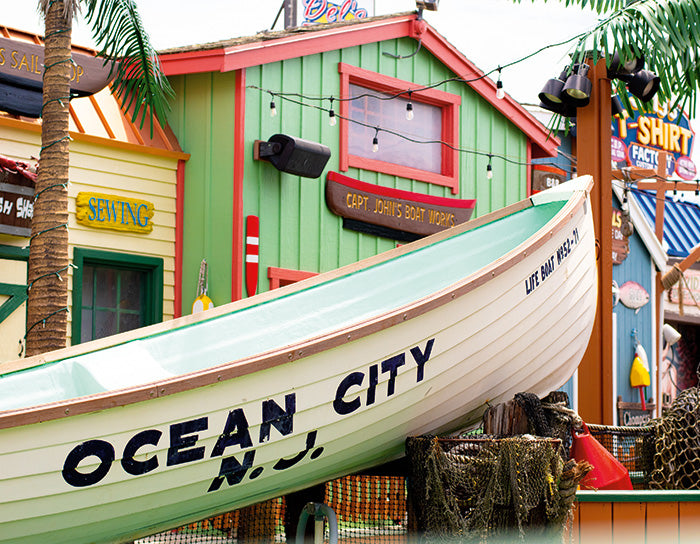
576 58 614 425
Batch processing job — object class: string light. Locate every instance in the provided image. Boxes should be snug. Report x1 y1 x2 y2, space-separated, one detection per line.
269 94 277 117
486 155 493 180
496 68 505 100
328 97 337 126
249 87 575 173
406 90 414 120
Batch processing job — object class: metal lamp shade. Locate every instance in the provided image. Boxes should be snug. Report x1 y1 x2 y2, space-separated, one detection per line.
627 70 660 102
538 77 565 107
611 94 625 117
562 74 592 107
608 51 645 76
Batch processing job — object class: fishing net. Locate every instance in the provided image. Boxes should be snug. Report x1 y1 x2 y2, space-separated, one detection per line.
585 424 654 488
646 386 700 490
405 435 592 543
135 474 408 543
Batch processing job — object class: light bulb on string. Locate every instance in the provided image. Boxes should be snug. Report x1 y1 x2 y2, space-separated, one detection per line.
496 68 505 100
328 97 337 126
486 155 493 180
269 95 277 117
406 91 414 120
372 128 379 153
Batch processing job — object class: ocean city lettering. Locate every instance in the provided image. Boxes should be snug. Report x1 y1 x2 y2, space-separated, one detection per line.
525 227 580 295
333 339 435 415
61 338 437 493
61 394 310 491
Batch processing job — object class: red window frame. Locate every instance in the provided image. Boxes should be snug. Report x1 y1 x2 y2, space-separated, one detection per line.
338 62 461 194
268 266 317 290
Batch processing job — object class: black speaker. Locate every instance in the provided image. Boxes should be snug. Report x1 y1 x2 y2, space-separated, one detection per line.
257 134 331 179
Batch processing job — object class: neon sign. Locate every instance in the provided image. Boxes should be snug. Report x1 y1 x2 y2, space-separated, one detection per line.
301 0 369 25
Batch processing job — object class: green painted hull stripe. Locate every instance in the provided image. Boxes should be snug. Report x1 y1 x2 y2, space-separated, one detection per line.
0 201 563 411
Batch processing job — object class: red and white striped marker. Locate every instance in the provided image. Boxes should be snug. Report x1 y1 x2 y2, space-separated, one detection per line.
245 215 259 297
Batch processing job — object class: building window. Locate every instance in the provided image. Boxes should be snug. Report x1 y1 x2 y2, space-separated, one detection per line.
338 63 461 193
72 249 163 343
268 266 317 290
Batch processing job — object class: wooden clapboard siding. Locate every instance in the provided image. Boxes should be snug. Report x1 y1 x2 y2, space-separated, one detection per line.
0 123 179 349
575 491 700 543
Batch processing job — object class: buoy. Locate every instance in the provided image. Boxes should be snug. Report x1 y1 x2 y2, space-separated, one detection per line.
571 422 633 490
192 293 214 313
192 259 214 314
630 344 650 409
246 215 259 297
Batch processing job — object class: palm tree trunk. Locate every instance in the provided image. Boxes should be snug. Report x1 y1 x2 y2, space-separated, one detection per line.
25 0 72 356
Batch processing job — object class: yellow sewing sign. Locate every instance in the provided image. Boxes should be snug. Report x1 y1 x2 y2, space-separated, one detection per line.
76 192 154 234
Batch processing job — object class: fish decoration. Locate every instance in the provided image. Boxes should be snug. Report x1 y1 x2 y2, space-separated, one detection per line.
619 280 649 313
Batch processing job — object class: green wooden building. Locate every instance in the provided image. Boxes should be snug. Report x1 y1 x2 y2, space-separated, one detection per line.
159 12 558 315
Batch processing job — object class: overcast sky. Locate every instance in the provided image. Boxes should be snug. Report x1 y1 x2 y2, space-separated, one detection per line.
2 0 600 103
2 1 697 167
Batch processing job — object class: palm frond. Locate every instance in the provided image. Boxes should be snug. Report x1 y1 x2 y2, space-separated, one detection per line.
81 0 174 135
556 0 700 116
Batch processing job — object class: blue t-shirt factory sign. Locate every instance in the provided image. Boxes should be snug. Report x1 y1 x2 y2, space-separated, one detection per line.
612 100 696 180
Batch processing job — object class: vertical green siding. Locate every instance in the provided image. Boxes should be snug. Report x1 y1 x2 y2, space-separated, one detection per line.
171 36 530 304
169 71 236 308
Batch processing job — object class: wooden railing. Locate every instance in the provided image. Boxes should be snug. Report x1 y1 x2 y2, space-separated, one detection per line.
573 491 700 543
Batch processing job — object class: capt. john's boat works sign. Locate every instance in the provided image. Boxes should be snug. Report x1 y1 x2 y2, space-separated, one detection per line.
326 171 476 236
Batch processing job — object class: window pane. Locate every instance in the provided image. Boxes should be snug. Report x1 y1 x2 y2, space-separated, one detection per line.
120 269 143 310
82 265 94 306
81 309 93 343
95 268 117 308
348 84 442 173
119 312 142 333
95 309 117 338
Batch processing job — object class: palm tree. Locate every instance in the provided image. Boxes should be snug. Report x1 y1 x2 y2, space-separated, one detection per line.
530 0 700 114
25 0 172 356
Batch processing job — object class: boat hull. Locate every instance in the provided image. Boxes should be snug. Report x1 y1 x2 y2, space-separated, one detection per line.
0 181 597 543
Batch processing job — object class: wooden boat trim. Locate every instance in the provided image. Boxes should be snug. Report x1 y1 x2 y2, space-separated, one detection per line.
0 183 590 430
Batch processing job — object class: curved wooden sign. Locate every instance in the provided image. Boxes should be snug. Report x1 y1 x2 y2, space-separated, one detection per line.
0 36 116 98
326 171 475 236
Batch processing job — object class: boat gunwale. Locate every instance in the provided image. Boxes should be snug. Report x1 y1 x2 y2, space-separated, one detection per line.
0 184 592 430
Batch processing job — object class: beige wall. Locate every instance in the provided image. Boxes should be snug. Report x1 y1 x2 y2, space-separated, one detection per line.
0 122 180 359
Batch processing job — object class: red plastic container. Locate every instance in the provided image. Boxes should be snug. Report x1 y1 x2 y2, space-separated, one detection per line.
571 422 633 490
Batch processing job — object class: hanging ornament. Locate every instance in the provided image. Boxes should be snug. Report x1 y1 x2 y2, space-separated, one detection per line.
246 215 260 297
192 259 214 314
630 341 651 410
